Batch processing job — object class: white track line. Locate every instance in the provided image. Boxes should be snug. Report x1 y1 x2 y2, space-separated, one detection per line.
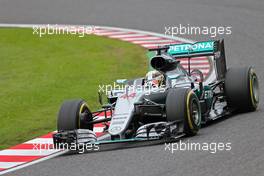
140 43 179 48
131 40 176 44
24 138 53 144
109 33 146 38
122 37 163 41
96 31 129 36
0 162 26 169
0 150 57 156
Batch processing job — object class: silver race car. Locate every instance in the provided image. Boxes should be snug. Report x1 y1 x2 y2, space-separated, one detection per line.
53 39 259 150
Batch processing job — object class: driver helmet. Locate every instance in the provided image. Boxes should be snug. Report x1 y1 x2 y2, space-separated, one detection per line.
145 70 164 87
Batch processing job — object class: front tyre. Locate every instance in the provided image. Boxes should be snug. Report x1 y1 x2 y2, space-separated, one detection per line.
166 88 201 136
225 67 259 112
57 99 93 131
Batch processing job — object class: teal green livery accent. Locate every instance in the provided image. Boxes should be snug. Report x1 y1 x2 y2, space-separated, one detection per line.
203 85 213 106
168 41 215 56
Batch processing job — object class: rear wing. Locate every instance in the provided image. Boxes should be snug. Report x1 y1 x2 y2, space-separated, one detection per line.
167 40 227 80
168 41 214 58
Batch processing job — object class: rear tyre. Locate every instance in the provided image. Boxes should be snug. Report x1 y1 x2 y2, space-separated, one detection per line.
57 99 93 131
166 88 201 136
225 67 259 112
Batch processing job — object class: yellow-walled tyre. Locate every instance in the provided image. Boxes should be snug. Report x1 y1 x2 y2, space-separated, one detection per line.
166 88 201 136
57 99 93 131
225 67 259 112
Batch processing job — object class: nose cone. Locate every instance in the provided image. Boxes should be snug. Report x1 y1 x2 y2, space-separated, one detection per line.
108 92 138 136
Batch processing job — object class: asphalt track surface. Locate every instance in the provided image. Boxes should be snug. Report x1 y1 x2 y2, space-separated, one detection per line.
1 0 264 175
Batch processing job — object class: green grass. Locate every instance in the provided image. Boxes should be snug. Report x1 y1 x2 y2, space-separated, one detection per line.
0 28 147 149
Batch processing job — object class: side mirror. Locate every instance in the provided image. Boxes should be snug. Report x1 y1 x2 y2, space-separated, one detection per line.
116 79 127 84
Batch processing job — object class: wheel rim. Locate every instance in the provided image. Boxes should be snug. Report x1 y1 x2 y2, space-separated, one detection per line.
251 74 259 104
191 99 201 126
79 103 90 128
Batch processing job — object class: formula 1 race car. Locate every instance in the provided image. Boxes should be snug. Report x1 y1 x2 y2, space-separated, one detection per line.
53 39 259 149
